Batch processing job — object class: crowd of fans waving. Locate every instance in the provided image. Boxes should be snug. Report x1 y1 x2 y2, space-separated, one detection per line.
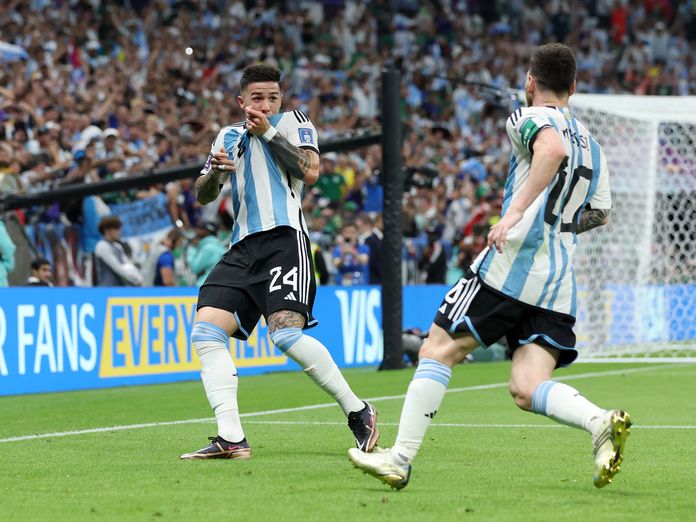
1 0 694 287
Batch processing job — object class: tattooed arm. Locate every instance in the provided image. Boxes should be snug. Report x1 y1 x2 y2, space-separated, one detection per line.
196 146 231 205
265 133 320 185
245 106 320 185
577 207 610 234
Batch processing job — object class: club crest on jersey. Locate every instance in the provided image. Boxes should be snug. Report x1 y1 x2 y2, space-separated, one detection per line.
298 128 314 144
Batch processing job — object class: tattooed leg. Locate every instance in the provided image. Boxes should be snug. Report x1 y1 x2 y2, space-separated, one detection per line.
268 309 306 334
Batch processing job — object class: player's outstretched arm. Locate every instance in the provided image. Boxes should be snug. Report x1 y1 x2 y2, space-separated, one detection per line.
577 207 610 234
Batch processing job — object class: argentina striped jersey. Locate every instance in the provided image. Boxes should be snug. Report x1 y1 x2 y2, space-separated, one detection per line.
201 110 319 245
471 106 611 317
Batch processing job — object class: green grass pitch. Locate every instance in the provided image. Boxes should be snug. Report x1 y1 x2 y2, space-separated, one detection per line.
1 362 695 521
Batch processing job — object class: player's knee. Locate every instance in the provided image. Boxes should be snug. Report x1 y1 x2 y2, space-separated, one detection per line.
508 380 533 411
191 321 230 356
270 327 303 353
418 338 454 367
418 337 440 360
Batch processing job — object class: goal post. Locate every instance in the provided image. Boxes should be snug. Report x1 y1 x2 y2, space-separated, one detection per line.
569 94 696 362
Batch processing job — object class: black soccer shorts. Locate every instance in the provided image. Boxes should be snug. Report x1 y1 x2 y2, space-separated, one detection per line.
197 226 317 340
434 271 578 367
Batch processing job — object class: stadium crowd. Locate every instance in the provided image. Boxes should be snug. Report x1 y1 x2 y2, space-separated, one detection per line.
0 0 694 286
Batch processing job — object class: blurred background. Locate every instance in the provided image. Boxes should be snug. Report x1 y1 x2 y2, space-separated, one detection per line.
0 0 694 289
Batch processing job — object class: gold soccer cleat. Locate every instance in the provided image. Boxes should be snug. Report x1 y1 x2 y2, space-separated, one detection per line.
348 447 411 490
593 409 632 488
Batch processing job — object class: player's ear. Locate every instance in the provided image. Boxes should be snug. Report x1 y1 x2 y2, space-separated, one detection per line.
527 73 535 90
569 80 576 97
237 95 245 110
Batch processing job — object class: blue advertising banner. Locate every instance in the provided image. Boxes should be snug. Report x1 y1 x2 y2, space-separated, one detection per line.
0 284 694 396
0 286 397 396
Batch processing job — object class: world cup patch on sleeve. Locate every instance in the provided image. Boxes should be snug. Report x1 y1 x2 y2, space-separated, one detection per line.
298 128 314 144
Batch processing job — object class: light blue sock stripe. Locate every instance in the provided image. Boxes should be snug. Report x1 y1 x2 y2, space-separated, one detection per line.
531 380 556 414
417 361 452 378
417 358 452 374
270 327 303 353
191 321 229 346
413 358 452 387
416 366 451 380
540 381 557 413
531 381 547 413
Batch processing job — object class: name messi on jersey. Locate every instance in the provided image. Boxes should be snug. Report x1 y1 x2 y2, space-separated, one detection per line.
562 128 589 151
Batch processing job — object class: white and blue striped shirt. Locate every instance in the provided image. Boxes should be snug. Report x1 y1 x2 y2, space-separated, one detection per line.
202 110 319 245
471 106 611 317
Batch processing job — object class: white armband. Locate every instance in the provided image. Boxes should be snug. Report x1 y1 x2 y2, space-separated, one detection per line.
261 126 278 142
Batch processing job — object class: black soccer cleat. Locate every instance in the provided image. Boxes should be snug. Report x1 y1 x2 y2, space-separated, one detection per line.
348 401 380 452
180 436 252 460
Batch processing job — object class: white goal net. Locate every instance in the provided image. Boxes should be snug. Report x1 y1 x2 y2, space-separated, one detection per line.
569 94 696 362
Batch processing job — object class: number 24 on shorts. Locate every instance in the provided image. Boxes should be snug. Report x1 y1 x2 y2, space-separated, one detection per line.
269 266 298 292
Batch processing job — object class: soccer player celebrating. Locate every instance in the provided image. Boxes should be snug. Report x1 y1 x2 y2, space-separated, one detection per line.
181 63 378 459
349 43 630 489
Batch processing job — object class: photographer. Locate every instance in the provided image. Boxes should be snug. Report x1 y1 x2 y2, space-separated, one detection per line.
332 222 370 286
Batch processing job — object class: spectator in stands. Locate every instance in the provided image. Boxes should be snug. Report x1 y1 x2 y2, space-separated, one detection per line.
356 212 383 285
94 216 143 287
0 218 16 287
143 229 182 287
3 0 693 288
27 257 53 286
332 222 370 285
419 224 448 284
315 153 346 205
186 221 226 287
311 242 330 286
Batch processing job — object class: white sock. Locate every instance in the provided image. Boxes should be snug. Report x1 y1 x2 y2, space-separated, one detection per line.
191 321 245 443
391 358 452 465
271 328 364 416
531 380 606 434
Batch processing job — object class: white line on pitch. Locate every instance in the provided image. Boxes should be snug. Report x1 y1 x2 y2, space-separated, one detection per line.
242 420 696 429
0 364 681 444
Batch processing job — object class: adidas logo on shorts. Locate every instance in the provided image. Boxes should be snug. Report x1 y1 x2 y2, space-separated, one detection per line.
284 292 297 301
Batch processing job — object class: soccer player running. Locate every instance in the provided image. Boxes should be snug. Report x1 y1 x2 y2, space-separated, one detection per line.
181 63 379 459
349 43 630 489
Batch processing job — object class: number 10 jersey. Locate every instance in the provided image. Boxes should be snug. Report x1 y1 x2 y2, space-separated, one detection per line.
471 106 612 318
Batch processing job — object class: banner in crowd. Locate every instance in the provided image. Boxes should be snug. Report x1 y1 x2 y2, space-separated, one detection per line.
109 193 173 267
0 284 694 396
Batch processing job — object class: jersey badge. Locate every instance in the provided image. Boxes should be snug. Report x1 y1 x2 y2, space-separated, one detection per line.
298 128 314 144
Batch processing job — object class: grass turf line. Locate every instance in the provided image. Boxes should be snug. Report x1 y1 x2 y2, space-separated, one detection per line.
1 362 695 521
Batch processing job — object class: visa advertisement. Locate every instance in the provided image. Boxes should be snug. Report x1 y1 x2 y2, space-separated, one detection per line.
0 284 694 396
0 286 426 396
